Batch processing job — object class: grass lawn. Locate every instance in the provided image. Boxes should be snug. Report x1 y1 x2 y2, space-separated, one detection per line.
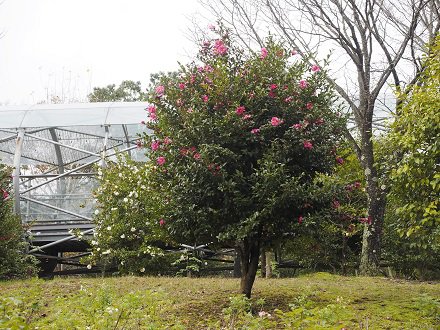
0 272 439 329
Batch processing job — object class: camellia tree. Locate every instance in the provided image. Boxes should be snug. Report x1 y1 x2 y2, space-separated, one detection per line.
140 27 346 297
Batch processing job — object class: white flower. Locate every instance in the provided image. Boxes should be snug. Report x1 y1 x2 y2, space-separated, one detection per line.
102 249 111 255
120 234 125 239
114 191 119 196
118 173 123 177
107 226 112 231
111 207 117 211
381 184 386 190
140 267 145 273
131 227 136 232
123 197 129 203
87 264 92 269
94 209 100 215
365 168 371 176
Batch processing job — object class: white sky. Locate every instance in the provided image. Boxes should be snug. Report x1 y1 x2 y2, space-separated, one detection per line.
0 0 205 105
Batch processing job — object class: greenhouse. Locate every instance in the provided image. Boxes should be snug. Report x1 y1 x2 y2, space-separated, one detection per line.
0 102 148 272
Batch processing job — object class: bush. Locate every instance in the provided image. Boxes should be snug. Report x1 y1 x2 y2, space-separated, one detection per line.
0 162 37 279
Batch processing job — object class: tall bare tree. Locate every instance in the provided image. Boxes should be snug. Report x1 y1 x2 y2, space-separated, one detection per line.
198 0 440 274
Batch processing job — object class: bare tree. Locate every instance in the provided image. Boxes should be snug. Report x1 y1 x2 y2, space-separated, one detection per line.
197 0 440 274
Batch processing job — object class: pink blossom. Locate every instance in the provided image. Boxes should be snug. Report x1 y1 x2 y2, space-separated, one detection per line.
189 146 197 153
147 105 157 114
176 99 183 107
243 114 252 120
157 156 166 166
354 181 361 189
159 218 166 226
213 39 228 55
291 49 298 55
180 148 188 156
311 65 321 72
299 80 308 89
155 85 165 96
360 216 372 225
136 140 142 148
193 153 201 160
179 82 186 90
284 96 293 103
336 156 344 165
208 24 216 31
187 108 194 113
315 118 324 125
2 189 9 200
292 123 302 130
149 113 157 121
204 65 214 72
268 90 276 98
235 106 246 115
202 95 209 103
306 102 313 110
269 84 278 90
298 215 303 224
270 117 284 126
190 75 196 84
251 128 260 134
332 200 341 209
163 137 172 145
303 140 313 149
260 47 268 59
151 140 160 151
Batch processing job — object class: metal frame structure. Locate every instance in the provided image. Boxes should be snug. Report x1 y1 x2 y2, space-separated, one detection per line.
0 102 148 271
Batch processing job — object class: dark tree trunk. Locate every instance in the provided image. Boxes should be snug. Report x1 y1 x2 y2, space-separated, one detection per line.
358 123 387 275
237 238 260 298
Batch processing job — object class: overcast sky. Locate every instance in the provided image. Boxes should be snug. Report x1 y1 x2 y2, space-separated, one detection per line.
0 0 206 105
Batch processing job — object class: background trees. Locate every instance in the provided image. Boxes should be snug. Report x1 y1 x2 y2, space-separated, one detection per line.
88 80 146 102
197 0 440 274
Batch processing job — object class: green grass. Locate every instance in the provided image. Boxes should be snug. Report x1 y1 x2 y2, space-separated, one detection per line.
0 273 439 329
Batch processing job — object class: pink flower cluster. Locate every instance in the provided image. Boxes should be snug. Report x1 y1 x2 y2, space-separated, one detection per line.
271 117 284 126
147 105 157 121
303 140 313 149
235 106 246 115
260 47 268 59
213 39 228 55
155 85 165 96
157 156 166 166
2 189 9 200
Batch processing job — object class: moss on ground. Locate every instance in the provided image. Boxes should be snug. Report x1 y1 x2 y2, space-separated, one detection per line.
0 273 438 329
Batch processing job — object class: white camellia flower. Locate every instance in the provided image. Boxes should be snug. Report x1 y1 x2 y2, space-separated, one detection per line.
87 264 92 269
94 209 99 215
140 267 145 273
107 226 112 231
102 249 111 255
131 227 136 232
123 197 129 203
114 191 119 196
120 234 125 239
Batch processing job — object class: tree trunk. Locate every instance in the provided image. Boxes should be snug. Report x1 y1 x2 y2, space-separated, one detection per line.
359 126 387 275
265 251 274 278
260 248 266 278
237 238 260 298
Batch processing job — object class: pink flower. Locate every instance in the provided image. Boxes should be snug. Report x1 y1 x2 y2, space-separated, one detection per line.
2 189 9 200
269 84 278 90
149 113 157 121
136 140 143 148
157 156 166 166
151 140 160 151
208 24 216 31
159 218 166 226
292 123 302 130
270 117 283 126
360 216 372 225
298 215 303 224
164 137 172 145
291 49 297 55
260 47 268 59
268 90 276 98
193 153 201 160
303 140 313 149
204 65 214 72
155 85 165 96
189 146 197 153
311 65 320 72
354 181 361 189
315 118 324 125
332 200 341 209
284 96 293 103
251 128 260 134
202 95 209 103
187 108 194 113
243 114 252 120
147 105 157 114
306 102 313 110
336 156 344 165
213 39 228 55
235 106 246 115
178 82 186 90
299 80 308 89
180 148 188 156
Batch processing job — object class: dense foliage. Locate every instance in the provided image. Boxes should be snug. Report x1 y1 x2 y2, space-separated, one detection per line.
140 29 346 296
88 80 146 102
0 163 36 279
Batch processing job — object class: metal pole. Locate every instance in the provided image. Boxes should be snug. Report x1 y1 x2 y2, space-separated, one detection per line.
12 129 25 215
28 228 94 254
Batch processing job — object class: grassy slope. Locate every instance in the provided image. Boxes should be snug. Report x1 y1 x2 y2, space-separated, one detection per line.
0 273 439 329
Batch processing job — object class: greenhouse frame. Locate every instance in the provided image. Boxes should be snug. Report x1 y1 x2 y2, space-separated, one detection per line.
0 102 148 273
